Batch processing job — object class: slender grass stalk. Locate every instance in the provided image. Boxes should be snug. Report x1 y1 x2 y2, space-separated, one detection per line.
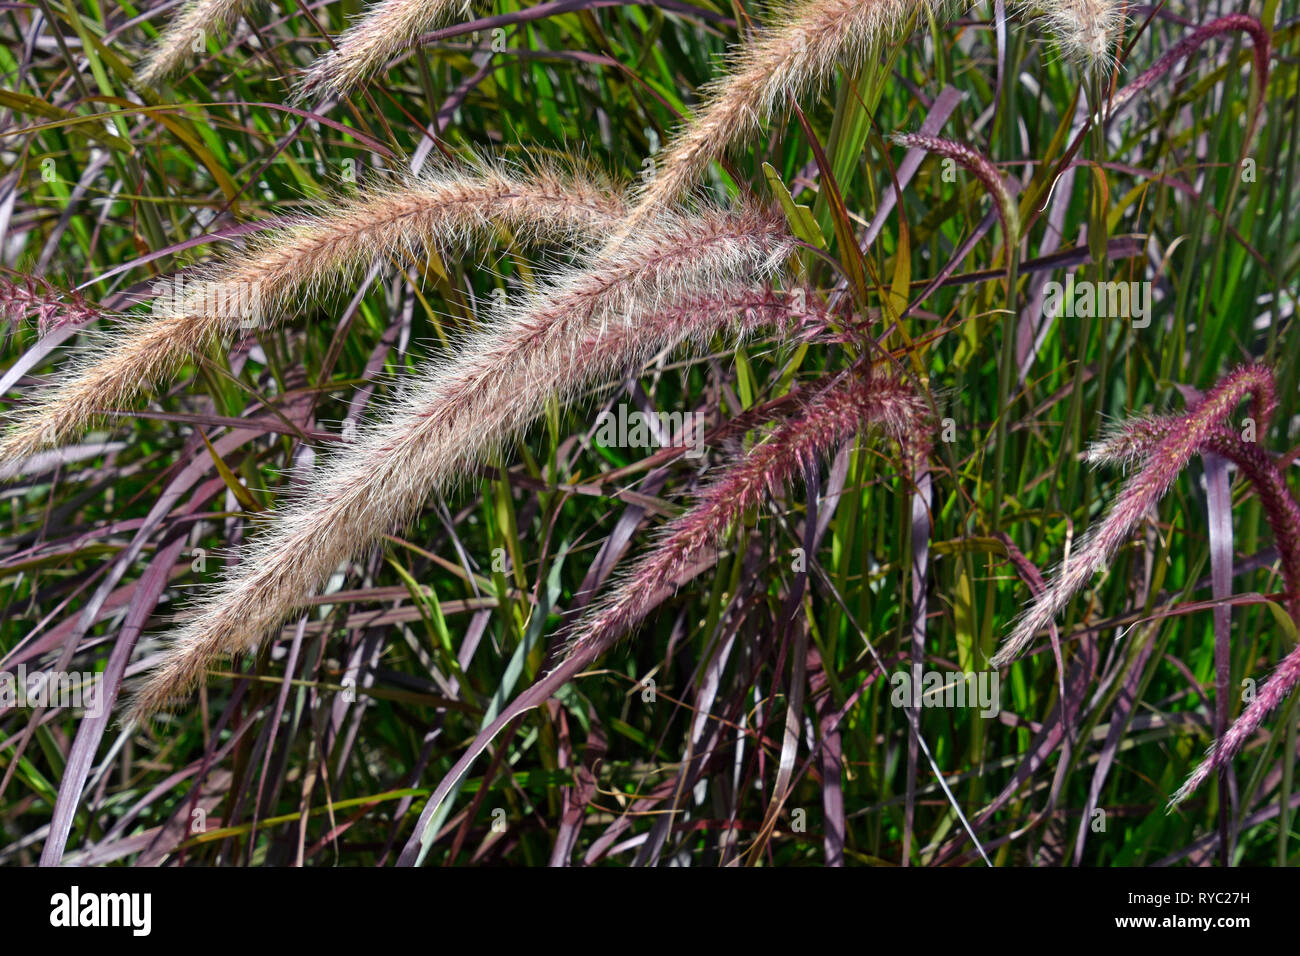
561 367 930 664
0 161 626 465
125 207 797 721
137 0 256 86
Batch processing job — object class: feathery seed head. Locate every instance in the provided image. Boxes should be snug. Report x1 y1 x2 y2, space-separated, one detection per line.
1084 413 1179 469
124 207 796 721
1108 14 1271 136
990 363 1299 806
1171 646 1300 808
992 364 1278 668
0 159 626 468
892 132 1020 260
296 0 475 101
0 275 102 336
136 0 254 87
1018 0 1127 72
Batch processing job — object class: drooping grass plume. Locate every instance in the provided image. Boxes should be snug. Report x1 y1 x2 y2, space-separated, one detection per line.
1088 410 1300 807
890 132 1020 260
1017 0 1126 70
991 364 1277 668
621 0 951 231
296 0 475 100
125 206 797 721
561 366 931 665
1107 14 1271 134
0 160 626 466
136 0 256 87
1173 634 1300 807
1085 415 1299 615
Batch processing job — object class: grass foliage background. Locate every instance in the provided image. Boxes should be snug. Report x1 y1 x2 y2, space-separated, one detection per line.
1 0 1299 866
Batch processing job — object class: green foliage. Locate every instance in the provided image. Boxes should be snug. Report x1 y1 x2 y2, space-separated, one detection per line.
0 0 1297 866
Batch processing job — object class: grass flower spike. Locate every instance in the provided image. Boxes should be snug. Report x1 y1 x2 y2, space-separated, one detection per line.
1082 398 1300 806
623 0 951 229
891 133 1020 259
991 363 1300 808
562 367 931 664
0 276 102 336
0 160 626 465
1018 0 1126 70
126 206 795 721
297 0 475 100
992 364 1277 668
137 0 255 86
1107 14 1270 137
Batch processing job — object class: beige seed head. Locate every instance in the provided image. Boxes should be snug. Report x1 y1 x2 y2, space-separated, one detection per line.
137 0 254 87
296 0 475 100
125 205 795 721
0 158 626 467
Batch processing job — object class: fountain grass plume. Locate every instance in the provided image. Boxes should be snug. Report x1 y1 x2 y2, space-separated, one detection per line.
1061 382 1300 807
891 132 1020 261
1085 415 1298 604
0 158 627 467
991 364 1277 668
560 366 931 665
1107 15 1270 138
296 0 476 101
137 0 255 86
125 205 799 721
619 0 954 233
1 275 102 336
